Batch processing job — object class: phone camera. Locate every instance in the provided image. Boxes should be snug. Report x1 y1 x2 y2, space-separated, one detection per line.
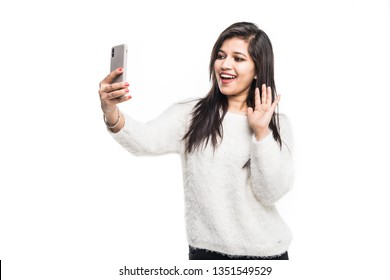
111 48 114 58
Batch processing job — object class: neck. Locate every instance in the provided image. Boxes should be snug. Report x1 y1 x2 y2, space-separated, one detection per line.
227 95 247 114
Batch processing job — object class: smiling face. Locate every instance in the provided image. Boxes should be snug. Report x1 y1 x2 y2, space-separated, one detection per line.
214 37 256 99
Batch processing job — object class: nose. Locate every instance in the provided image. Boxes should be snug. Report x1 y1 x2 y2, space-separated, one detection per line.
220 56 233 70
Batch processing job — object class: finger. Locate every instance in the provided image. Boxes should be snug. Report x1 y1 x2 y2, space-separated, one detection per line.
261 84 267 105
267 86 272 106
103 81 129 93
247 107 254 116
271 95 281 111
99 82 129 98
105 95 132 107
99 68 124 87
103 88 129 100
116 95 132 103
254 87 261 109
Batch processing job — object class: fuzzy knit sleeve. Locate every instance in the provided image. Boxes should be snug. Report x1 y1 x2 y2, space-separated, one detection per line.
108 101 194 156
249 115 294 206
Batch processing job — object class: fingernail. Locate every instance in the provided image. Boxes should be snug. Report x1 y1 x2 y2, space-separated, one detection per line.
125 89 129 93
125 82 129 86
118 67 123 71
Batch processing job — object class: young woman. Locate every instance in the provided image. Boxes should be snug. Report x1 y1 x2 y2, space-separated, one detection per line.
98 22 293 260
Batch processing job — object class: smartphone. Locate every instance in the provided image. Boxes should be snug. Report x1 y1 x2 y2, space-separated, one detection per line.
110 44 128 84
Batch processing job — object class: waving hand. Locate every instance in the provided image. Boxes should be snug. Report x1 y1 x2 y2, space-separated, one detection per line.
247 84 281 141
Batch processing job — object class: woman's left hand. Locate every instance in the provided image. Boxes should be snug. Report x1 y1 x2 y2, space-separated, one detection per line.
247 84 281 141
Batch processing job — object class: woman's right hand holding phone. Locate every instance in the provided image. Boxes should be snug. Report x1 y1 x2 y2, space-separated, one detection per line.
98 68 131 132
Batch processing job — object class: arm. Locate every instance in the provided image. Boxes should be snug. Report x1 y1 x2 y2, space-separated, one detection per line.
109 103 191 156
246 85 293 206
98 68 191 155
98 67 131 133
249 115 294 206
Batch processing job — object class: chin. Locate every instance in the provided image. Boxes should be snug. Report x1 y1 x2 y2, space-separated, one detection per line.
218 85 234 96
220 91 235 96
219 87 241 97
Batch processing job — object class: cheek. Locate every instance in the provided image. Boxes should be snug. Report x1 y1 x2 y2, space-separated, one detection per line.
213 61 220 72
238 66 256 81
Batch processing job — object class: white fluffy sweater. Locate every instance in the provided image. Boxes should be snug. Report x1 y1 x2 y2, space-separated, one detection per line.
110 100 294 257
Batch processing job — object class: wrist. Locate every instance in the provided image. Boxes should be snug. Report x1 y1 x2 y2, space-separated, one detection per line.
101 103 117 114
103 107 121 129
254 128 271 141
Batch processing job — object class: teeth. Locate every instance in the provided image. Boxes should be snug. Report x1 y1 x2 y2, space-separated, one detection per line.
221 74 236 79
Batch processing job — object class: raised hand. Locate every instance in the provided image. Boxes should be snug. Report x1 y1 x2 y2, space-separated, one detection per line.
98 67 131 115
98 68 131 132
247 84 281 141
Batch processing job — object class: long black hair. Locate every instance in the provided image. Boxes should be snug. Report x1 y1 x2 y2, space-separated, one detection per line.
183 22 281 154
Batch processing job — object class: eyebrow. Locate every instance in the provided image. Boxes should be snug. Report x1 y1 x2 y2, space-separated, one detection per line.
218 49 248 58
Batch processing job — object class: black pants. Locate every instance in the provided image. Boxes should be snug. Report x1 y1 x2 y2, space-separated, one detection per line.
189 246 289 260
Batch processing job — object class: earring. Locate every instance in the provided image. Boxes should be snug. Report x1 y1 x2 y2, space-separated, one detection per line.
254 76 257 80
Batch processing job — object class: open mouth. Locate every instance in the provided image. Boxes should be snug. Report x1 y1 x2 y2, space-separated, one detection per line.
220 73 237 84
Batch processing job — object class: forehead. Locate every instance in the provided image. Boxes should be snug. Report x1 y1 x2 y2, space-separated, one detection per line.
219 37 250 54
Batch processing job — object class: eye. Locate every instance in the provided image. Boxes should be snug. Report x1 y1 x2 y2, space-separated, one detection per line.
216 54 226 59
235 57 245 62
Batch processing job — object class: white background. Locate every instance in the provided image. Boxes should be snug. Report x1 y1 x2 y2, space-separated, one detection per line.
0 0 389 279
